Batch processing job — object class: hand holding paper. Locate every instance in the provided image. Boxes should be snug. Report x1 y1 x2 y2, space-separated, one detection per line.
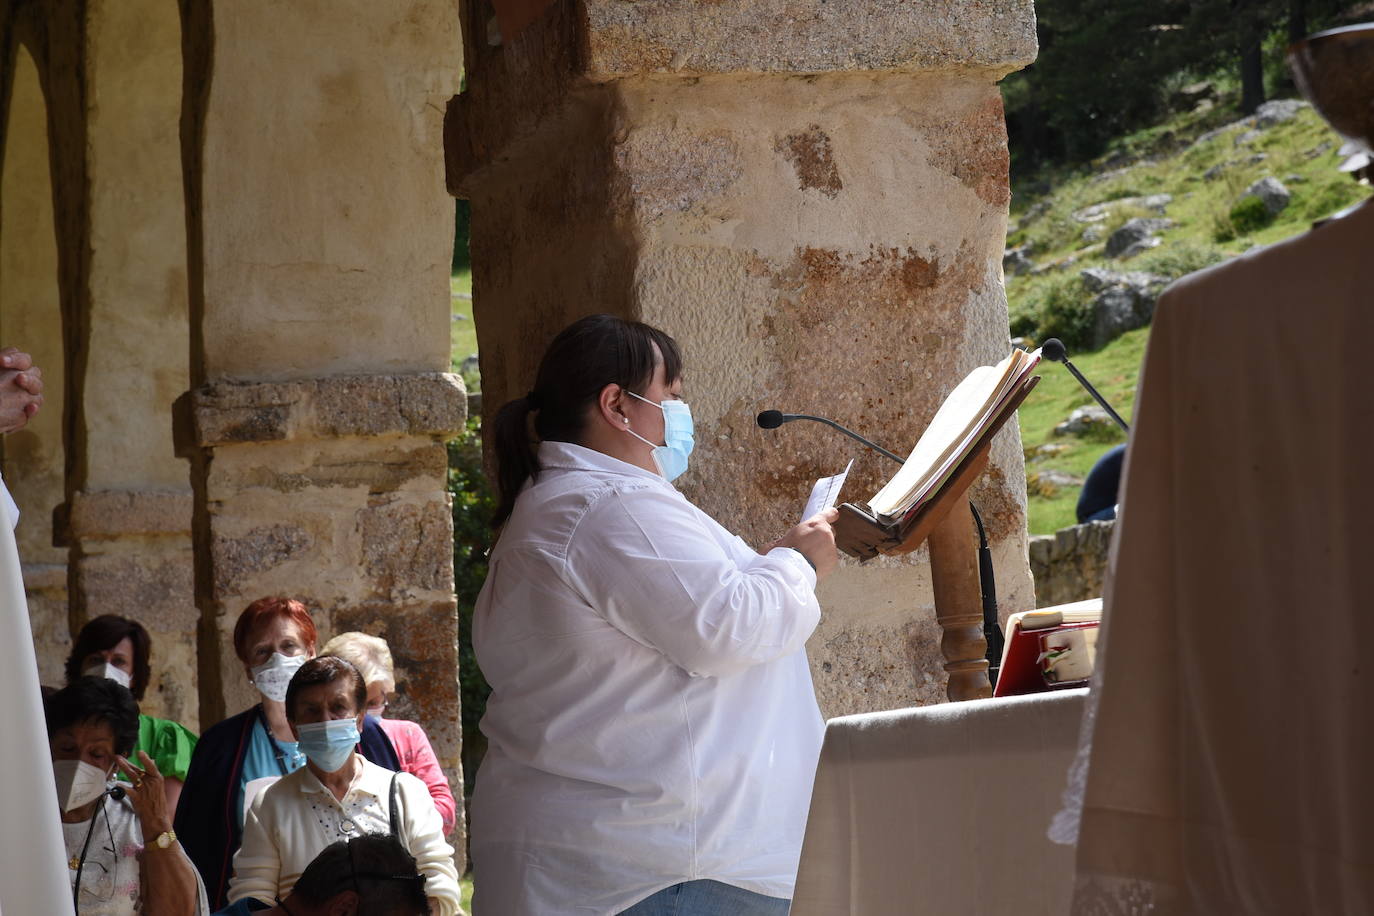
801 460 853 523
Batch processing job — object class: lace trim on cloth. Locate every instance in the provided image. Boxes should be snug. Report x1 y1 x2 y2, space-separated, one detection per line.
1047 660 1100 848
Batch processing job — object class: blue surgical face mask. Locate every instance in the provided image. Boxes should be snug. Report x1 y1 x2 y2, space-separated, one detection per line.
624 391 695 482
295 718 361 773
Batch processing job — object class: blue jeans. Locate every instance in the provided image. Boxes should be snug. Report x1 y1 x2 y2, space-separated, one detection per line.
619 880 791 915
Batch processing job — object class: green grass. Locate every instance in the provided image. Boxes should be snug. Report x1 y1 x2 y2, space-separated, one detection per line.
1019 328 1148 534
451 269 478 383
1008 94 1371 534
461 874 474 911
1008 103 1369 294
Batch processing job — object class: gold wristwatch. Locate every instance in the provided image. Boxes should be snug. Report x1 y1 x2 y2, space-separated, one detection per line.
151 829 177 849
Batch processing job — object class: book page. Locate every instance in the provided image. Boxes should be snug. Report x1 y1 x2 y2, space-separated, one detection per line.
868 349 1037 519
886 350 1040 519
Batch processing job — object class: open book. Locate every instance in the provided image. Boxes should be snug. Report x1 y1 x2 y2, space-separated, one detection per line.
867 347 1041 523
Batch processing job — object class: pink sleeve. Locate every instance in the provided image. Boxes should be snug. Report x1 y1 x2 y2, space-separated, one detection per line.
380 718 457 836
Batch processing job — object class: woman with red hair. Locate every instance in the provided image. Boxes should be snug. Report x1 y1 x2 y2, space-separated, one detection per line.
173 597 401 909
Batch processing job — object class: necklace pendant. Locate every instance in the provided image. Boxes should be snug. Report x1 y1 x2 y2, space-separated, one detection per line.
68 856 80 871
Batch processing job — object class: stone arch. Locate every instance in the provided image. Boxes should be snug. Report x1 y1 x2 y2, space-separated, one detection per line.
0 40 70 683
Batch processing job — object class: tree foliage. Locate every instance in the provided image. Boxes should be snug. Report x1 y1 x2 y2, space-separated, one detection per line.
1005 0 1360 171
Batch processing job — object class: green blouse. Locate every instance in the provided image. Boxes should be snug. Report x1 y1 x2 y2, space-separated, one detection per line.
134 713 198 782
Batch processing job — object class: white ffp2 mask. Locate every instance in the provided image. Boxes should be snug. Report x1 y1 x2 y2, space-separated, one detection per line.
82 662 132 690
52 759 110 813
250 652 308 703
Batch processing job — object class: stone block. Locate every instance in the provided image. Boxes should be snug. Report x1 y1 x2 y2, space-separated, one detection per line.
1030 520 1115 607
358 497 455 597
74 550 197 631
69 488 193 539
190 373 467 447
581 0 1037 77
23 565 69 686
210 524 314 596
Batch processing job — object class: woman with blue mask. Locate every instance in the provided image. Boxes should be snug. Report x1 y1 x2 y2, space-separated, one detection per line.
225 657 461 915
472 314 839 915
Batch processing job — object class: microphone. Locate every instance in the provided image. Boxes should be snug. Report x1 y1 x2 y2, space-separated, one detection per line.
1039 338 1130 433
755 411 905 466
757 407 1005 687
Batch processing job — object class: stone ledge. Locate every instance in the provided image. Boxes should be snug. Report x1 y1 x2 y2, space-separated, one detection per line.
21 562 67 592
186 373 467 448
582 0 1037 78
70 489 193 539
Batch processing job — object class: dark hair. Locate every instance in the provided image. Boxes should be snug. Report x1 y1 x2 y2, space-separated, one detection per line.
285 656 367 722
45 677 140 757
491 314 683 527
292 835 430 915
65 615 153 701
232 597 318 663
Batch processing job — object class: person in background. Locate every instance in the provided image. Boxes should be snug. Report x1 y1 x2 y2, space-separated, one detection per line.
65 614 199 814
211 834 431 916
227 657 460 916
320 632 456 835
176 598 402 909
48 677 208 914
1076 443 1126 524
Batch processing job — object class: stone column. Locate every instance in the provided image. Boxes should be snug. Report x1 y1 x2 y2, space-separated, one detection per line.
60 0 200 726
449 0 1037 715
0 42 69 684
180 0 467 848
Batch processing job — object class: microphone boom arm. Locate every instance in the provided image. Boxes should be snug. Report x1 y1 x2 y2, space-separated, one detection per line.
786 414 907 466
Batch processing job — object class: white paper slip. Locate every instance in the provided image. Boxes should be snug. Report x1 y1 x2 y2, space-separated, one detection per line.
802 460 853 522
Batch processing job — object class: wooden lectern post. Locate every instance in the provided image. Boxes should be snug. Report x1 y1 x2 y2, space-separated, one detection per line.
927 508 991 701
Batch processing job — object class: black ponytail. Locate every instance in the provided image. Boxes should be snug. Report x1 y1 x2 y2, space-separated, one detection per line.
490 314 682 528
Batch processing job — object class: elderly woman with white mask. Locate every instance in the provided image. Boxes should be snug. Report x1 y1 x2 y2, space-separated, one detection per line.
175 598 403 910
48 677 208 915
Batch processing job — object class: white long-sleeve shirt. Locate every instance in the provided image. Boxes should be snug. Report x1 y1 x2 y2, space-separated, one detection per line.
227 756 461 915
470 441 825 915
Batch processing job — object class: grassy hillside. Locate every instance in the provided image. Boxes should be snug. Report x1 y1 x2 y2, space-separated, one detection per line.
1008 92 1370 534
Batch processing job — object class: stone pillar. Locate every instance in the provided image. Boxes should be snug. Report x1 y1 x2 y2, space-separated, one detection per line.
449 0 1037 715
0 43 69 684
63 0 199 726
181 0 466 847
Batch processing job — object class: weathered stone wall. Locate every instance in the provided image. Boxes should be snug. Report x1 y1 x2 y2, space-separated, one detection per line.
0 43 70 685
1029 519 1115 608
184 0 468 851
451 0 1039 716
71 0 198 726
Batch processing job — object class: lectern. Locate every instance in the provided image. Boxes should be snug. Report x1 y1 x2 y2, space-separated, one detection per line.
832 376 1039 701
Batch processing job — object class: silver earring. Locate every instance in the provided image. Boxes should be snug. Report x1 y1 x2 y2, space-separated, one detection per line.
622 417 630 423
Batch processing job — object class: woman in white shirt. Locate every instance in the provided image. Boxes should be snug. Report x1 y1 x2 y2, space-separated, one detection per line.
471 314 838 915
227 657 461 916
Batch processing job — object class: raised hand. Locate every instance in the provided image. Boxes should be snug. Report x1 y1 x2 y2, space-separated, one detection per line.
116 751 173 840
0 347 42 434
